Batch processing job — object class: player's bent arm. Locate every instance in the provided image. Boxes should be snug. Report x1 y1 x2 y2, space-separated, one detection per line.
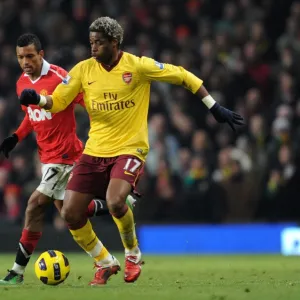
0 110 33 157
39 94 73 113
138 57 213 109
15 113 34 141
40 63 83 113
138 56 244 130
139 56 211 98
38 91 81 114
39 93 84 113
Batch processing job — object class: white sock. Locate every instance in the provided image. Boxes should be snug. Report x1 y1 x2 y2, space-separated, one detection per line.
86 240 104 258
127 195 136 207
12 263 25 275
97 254 115 266
125 246 140 256
86 240 114 266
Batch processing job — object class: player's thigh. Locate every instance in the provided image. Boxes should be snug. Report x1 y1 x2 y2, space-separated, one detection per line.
110 155 144 191
52 164 74 200
107 155 144 203
37 163 73 200
66 154 109 199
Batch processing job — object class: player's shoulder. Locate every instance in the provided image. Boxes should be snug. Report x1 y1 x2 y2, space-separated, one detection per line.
16 71 30 83
121 52 146 72
16 73 25 85
70 58 95 74
123 52 156 72
122 52 142 64
48 64 68 80
77 58 95 68
139 55 156 65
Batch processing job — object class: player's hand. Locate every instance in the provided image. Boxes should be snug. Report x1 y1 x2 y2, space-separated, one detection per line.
210 103 244 132
20 89 40 106
0 134 18 158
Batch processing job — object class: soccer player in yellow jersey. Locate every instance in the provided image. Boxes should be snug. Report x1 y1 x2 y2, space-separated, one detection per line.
19 17 244 285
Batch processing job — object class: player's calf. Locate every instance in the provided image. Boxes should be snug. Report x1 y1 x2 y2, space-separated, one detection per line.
24 191 51 230
0 191 51 284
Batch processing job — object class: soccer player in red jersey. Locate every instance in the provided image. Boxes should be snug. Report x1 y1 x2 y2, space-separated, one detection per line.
0 33 135 285
19 18 244 285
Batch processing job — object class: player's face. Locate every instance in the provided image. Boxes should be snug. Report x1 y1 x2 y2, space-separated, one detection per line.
16 44 44 76
89 32 118 64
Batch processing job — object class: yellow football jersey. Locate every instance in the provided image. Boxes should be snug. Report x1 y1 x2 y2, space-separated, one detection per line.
51 52 203 160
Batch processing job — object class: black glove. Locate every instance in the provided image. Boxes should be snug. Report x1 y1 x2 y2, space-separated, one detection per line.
20 89 40 106
210 103 244 132
0 134 19 158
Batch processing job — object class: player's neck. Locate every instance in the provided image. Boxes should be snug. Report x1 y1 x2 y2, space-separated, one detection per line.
110 50 121 65
98 50 121 66
29 73 40 81
28 65 43 81
98 51 123 72
28 72 41 81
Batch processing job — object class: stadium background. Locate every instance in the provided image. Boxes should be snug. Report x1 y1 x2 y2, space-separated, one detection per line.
0 0 300 255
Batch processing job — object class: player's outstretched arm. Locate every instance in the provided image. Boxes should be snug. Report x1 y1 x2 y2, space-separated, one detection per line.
138 57 244 131
19 63 83 112
196 85 244 132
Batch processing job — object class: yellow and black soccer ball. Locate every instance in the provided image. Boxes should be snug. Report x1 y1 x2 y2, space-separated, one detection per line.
34 250 70 285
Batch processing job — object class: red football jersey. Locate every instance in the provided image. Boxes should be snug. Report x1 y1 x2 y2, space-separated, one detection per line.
15 60 84 165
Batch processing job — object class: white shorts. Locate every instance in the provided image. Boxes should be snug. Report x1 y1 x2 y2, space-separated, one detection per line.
36 163 74 200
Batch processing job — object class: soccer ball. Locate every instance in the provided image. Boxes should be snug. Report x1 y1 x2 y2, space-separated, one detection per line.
34 250 70 285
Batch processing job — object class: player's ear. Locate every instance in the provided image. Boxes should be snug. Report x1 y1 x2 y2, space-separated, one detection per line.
112 39 118 48
39 50 45 59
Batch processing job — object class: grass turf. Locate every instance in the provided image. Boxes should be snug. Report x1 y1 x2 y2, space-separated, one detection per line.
0 253 299 300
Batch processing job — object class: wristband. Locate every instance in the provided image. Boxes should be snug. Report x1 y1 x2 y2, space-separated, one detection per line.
202 95 216 109
39 95 47 107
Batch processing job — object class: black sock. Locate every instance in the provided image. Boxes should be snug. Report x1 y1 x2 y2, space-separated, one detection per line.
94 199 109 216
15 242 31 267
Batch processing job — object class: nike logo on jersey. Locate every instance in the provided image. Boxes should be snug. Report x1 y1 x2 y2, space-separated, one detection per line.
124 171 135 177
88 81 96 85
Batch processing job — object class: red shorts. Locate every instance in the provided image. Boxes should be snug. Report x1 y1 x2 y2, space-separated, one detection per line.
66 154 144 199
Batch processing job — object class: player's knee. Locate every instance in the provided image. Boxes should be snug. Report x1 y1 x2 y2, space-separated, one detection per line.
106 194 126 215
54 200 63 213
60 207 72 223
60 206 82 224
26 194 48 217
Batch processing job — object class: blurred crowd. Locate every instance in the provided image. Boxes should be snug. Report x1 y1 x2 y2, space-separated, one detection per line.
0 0 300 226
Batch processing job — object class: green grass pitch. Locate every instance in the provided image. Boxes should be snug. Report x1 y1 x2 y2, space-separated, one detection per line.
0 253 299 300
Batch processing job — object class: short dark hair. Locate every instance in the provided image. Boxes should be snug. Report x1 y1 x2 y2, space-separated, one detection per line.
16 33 42 52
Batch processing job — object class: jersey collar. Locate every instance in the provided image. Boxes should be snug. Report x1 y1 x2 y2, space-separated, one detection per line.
100 51 123 72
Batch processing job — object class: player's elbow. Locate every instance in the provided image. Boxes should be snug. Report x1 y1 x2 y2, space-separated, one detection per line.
46 96 67 113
